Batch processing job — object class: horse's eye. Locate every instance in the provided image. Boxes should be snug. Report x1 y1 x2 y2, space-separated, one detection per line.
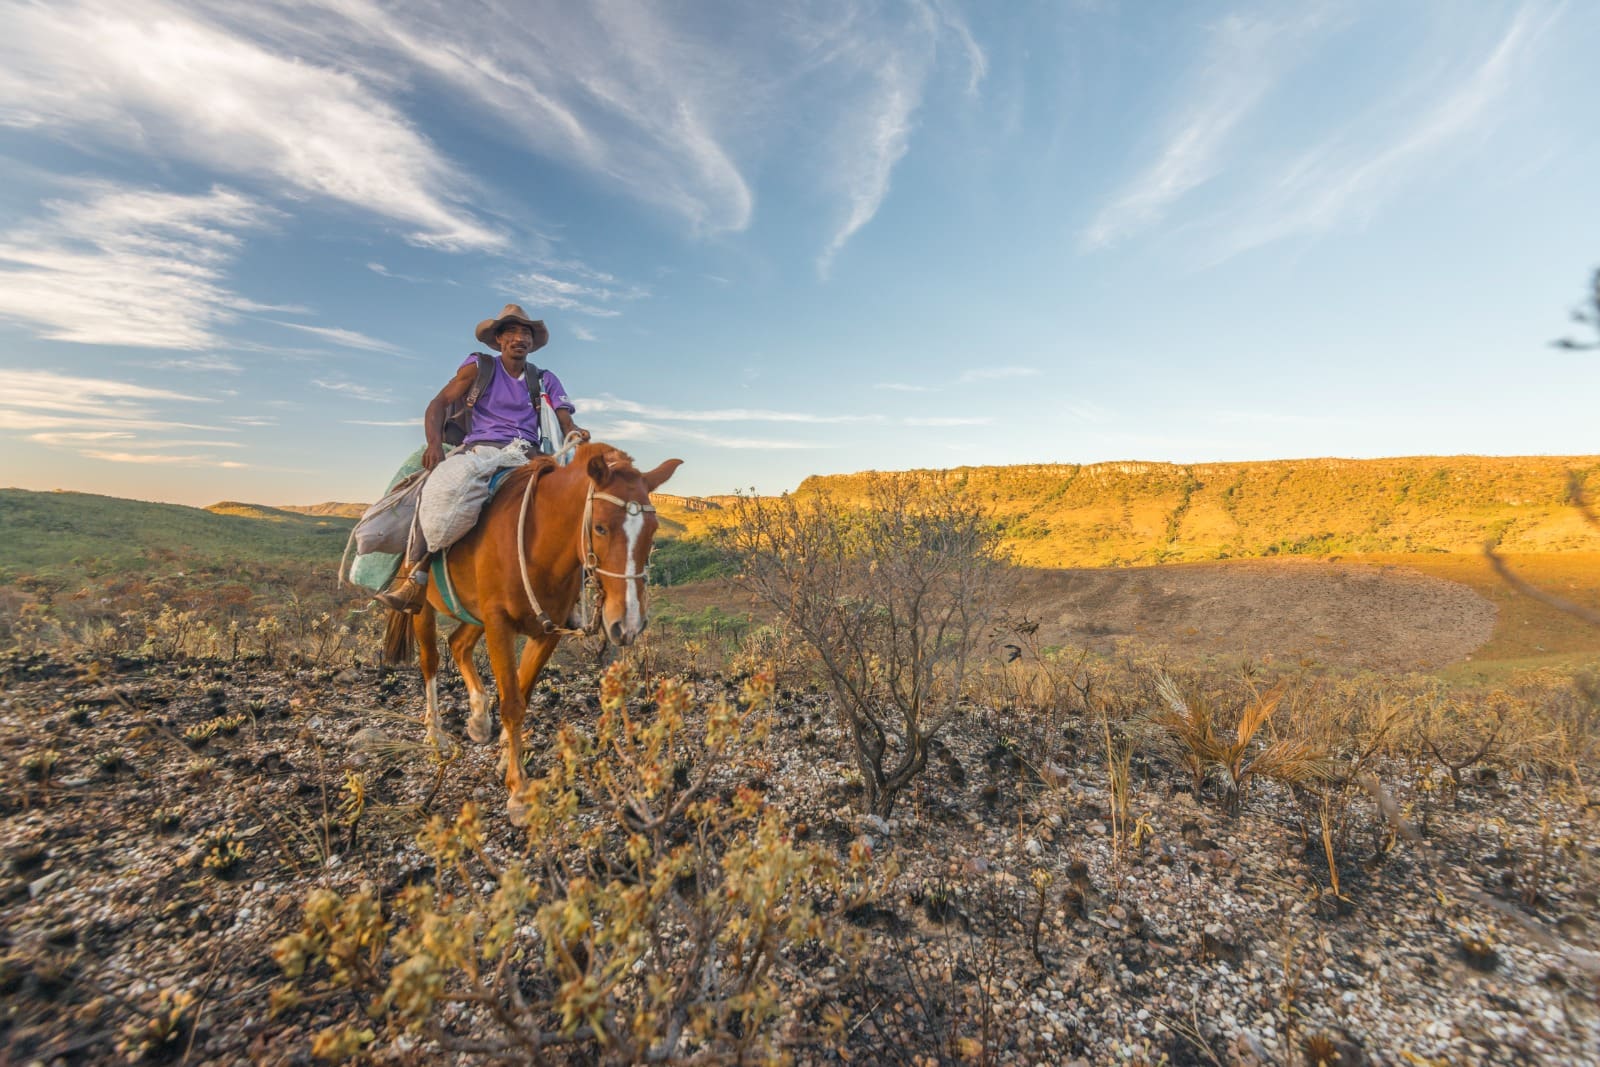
595 524 608 536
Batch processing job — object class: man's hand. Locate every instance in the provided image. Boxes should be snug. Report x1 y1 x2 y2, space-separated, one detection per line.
422 443 446 470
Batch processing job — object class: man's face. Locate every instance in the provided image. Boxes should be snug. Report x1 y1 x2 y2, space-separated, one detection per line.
497 324 534 361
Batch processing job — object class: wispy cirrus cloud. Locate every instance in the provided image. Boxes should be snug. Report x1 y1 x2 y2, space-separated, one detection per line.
583 396 879 425
79 450 247 468
0 183 268 349
312 379 392 403
1207 3 1560 261
0 368 238 463
600 419 823 451
0 0 502 250
273 322 409 355
510 271 650 319
904 415 990 427
148 355 243 373
211 1 980 269
0 369 209 418
367 262 426 283
1082 9 1332 250
811 1 986 277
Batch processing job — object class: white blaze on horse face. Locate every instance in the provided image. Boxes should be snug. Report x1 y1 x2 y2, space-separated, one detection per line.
622 506 648 635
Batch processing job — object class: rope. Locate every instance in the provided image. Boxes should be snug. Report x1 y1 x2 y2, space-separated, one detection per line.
516 465 585 637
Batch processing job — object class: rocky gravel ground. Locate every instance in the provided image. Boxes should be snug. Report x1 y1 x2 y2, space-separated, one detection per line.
2 647 1597 1066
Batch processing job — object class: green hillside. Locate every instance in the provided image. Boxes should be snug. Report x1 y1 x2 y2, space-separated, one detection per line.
0 489 353 576
659 455 1600 567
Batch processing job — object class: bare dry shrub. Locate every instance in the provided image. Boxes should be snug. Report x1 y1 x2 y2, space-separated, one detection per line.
272 662 885 1063
724 473 1009 817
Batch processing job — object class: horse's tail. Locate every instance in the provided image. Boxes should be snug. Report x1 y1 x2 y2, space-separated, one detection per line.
382 609 416 665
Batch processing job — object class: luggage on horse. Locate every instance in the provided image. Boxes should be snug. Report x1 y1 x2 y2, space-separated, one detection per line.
342 445 431 591
417 440 533 552
351 470 426 556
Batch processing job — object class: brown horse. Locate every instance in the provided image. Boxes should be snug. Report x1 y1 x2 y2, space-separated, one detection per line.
382 443 680 823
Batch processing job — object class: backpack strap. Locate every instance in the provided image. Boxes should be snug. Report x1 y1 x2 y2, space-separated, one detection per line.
465 352 496 409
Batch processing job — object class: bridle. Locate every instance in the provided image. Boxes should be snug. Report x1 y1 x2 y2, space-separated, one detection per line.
514 471 654 636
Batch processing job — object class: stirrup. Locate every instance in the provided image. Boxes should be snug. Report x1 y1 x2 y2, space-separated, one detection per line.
374 571 428 614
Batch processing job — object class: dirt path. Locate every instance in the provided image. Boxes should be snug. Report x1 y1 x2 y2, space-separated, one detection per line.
1015 558 1497 672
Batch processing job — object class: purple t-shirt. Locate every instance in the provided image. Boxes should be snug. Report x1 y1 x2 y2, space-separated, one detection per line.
459 354 573 448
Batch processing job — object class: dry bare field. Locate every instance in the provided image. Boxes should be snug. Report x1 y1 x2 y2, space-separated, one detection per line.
4 485 1600 1065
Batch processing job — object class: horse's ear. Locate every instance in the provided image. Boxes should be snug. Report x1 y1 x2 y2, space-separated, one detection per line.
642 458 682 493
586 453 612 487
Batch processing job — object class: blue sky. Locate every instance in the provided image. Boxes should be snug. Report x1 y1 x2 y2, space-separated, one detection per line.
0 0 1596 506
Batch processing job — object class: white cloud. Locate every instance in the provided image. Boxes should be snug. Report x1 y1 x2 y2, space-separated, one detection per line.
147 355 244 372
312 379 392 403
0 368 232 461
874 382 938 393
510 271 649 319
0 0 500 250
570 324 598 342
346 418 422 427
274 322 409 355
1082 10 1331 250
0 184 268 349
903 416 990 427
600 419 822 450
79 450 249 468
367 262 425 283
583 395 881 424
206 1 978 267
0 368 207 411
1209 3 1559 260
812 0 986 276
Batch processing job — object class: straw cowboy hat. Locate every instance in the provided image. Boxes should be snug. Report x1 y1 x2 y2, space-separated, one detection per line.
475 303 549 352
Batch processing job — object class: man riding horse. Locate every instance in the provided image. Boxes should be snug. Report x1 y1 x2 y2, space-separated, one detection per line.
375 304 588 613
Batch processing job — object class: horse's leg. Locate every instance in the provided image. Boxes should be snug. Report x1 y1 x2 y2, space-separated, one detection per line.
488 623 558 827
517 632 556 703
446 622 492 744
415 605 444 750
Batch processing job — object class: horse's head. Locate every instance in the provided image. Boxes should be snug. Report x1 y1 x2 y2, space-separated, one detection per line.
583 449 681 646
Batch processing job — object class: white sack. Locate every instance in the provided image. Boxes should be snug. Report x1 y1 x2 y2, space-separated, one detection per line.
352 470 426 556
418 441 531 552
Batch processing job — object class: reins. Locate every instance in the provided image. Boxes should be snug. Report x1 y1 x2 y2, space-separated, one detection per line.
513 450 654 637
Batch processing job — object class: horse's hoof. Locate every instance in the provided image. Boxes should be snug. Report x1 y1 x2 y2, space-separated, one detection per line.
467 714 494 745
507 794 531 828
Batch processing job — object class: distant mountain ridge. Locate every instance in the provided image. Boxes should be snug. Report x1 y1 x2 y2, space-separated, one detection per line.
277 502 368 519
655 455 1600 567
9 455 1600 577
0 489 352 574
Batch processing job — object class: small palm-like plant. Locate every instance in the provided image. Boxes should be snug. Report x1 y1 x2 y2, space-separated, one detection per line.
1150 673 1217 800
1150 675 1329 815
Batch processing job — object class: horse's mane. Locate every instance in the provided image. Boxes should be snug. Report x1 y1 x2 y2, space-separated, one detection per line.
494 454 558 500
493 442 639 499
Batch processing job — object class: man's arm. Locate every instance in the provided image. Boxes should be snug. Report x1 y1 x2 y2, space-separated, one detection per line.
555 407 588 444
422 363 478 470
